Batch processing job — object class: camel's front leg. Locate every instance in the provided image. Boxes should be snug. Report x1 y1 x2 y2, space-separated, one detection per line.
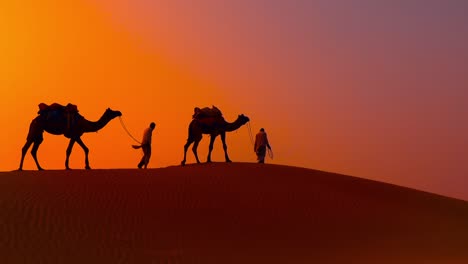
76 137 91 169
220 132 231 162
207 134 217 163
65 139 76 170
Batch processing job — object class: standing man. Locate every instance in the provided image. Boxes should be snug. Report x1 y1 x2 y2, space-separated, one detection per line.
133 122 156 169
254 128 272 163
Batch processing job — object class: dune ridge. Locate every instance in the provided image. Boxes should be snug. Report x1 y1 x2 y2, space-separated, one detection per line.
1 162 468 263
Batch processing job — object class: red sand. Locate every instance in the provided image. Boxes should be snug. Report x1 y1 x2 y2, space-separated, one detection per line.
1 162 468 263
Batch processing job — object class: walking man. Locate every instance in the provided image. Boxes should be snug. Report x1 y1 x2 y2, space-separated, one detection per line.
133 122 156 169
254 128 272 163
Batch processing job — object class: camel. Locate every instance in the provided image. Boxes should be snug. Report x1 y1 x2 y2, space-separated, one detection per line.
181 114 250 166
19 107 122 170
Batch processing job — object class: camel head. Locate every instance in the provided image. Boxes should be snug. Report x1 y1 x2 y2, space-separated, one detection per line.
238 114 250 125
105 108 122 120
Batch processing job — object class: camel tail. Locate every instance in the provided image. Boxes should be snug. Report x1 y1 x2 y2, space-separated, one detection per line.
132 145 142 149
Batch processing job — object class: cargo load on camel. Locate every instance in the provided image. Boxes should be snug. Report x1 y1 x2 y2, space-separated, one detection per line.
192 105 223 120
37 103 81 134
38 103 79 115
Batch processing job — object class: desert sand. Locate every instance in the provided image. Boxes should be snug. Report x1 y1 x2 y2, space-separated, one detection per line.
1 162 468 263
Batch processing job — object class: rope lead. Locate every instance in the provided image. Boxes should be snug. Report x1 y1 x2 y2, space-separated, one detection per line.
118 116 142 145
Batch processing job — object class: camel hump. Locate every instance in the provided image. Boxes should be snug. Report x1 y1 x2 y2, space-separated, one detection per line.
38 103 79 115
193 105 223 119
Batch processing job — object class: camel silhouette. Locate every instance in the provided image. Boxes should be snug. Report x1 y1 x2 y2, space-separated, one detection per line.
181 114 250 166
19 107 122 170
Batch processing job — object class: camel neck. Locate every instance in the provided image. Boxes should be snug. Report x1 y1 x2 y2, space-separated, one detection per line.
224 118 244 132
82 112 111 133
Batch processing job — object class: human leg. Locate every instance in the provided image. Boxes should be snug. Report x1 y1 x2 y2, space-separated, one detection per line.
256 146 266 163
143 145 152 169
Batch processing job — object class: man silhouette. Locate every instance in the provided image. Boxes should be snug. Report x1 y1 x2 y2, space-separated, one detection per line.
133 122 156 169
254 128 272 163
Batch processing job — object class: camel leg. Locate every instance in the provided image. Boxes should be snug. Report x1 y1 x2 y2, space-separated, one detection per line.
76 137 91 169
19 140 34 171
31 138 44 171
65 139 76 170
192 139 201 164
220 132 231 163
181 139 194 166
207 134 217 163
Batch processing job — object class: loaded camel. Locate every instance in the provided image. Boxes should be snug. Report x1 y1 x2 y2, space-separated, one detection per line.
181 106 250 166
19 103 122 170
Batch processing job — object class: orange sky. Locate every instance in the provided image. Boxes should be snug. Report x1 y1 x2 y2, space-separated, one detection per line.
2 0 468 201
0 0 292 172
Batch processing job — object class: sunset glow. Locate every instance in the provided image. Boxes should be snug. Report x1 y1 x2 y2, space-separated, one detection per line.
1 0 468 200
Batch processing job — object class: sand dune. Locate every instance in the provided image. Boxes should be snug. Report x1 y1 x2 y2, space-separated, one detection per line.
1 162 468 263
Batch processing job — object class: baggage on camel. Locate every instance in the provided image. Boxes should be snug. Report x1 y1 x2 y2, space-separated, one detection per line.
192 105 223 119
37 103 80 133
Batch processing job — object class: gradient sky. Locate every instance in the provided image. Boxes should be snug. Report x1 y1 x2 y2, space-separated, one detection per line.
1 0 468 200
